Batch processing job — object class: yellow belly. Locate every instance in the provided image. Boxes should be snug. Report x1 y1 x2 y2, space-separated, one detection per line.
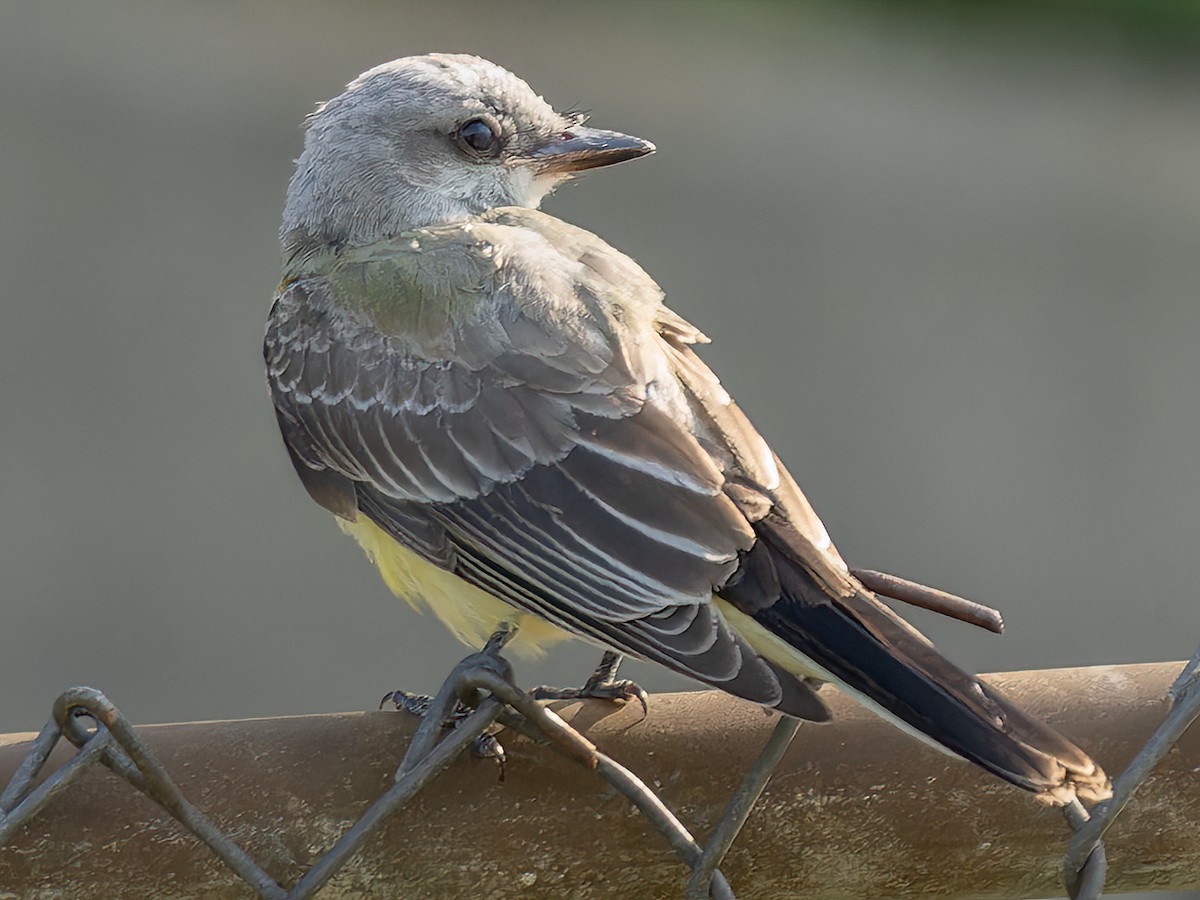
338 514 574 655
339 514 832 673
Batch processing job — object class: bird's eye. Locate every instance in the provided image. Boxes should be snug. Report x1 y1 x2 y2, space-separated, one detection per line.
455 118 500 157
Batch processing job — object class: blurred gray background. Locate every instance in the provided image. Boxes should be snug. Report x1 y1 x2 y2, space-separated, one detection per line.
2 0 1198 748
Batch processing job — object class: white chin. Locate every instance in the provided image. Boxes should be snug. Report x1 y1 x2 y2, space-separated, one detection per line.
511 169 564 209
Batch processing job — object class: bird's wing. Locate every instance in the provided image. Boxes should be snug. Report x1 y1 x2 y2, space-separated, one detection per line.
267 210 1109 801
265 210 828 716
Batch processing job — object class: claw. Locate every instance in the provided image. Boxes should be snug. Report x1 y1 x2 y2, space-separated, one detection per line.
620 682 650 721
472 732 507 782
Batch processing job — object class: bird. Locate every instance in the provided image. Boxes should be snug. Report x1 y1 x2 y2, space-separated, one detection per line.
265 53 1110 806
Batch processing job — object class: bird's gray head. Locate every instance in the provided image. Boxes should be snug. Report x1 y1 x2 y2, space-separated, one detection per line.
281 54 654 259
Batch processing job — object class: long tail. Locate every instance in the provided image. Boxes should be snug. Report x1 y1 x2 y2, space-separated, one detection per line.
721 516 1111 805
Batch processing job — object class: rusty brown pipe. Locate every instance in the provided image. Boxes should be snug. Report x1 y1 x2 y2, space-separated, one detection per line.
0 662 1195 897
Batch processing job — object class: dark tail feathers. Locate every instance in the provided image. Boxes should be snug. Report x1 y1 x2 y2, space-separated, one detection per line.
730 518 1110 805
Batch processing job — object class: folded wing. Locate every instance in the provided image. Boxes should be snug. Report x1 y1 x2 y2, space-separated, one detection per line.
266 209 1108 801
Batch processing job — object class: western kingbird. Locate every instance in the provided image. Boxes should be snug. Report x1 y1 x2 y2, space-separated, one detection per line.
266 54 1109 805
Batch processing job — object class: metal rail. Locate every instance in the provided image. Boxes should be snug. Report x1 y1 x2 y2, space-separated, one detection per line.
1 661 1196 897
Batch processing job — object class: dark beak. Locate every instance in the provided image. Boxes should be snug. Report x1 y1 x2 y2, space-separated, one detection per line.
528 126 655 175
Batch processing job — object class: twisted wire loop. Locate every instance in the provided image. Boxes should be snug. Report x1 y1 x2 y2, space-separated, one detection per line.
2 687 287 898
1061 643 1200 899
0 630 737 899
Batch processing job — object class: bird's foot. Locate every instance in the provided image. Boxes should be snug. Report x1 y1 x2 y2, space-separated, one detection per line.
528 680 649 715
382 689 507 779
529 651 649 720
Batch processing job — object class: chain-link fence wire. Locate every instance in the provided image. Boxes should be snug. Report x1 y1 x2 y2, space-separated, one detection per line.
2 639 1197 898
